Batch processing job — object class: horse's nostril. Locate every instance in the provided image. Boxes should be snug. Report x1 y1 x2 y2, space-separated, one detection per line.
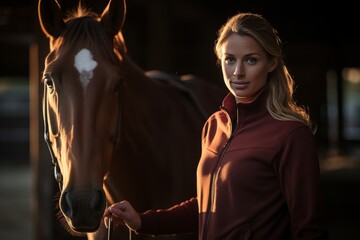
61 191 76 218
89 189 106 215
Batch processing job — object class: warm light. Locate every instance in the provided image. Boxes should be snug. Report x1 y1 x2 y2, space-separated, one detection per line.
342 67 360 84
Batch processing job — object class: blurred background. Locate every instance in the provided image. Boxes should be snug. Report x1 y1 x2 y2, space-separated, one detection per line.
0 0 359 239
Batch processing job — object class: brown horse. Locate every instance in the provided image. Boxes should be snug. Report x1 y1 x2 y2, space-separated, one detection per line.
38 0 225 239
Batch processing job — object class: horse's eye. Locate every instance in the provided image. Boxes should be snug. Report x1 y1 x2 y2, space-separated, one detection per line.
114 79 124 92
114 83 120 92
44 75 54 89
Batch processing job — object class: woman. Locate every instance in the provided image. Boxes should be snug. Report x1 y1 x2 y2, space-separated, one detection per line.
103 12 329 239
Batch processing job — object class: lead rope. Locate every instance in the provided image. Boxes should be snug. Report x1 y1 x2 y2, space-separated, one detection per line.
107 217 112 240
107 218 112 240
107 218 132 240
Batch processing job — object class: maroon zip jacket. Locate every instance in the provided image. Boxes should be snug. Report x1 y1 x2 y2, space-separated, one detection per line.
138 86 329 239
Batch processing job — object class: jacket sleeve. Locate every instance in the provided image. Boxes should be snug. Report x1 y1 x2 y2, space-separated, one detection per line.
136 197 198 237
275 126 329 240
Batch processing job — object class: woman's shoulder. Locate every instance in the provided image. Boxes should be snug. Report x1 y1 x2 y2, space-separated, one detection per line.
275 120 316 146
266 117 314 140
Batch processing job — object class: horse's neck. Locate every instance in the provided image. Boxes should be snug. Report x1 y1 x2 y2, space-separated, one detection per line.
103 55 161 204
118 55 175 123
120 55 155 94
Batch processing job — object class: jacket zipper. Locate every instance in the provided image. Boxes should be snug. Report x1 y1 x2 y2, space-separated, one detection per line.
203 107 236 240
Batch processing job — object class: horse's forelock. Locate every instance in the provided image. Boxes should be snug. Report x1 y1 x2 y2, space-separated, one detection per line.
64 2 98 21
51 14 123 65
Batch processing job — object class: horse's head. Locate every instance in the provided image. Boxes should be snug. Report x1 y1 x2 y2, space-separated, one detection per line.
38 0 126 234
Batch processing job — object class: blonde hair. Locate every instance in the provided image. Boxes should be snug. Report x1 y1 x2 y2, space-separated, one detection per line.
215 13 315 133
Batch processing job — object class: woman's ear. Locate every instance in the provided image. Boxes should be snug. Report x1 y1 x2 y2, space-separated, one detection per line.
268 57 279 73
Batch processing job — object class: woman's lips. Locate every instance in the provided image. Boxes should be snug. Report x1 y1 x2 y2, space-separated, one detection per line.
231 81 250 90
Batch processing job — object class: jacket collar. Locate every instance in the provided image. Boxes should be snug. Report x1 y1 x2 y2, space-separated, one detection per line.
221 84 269 124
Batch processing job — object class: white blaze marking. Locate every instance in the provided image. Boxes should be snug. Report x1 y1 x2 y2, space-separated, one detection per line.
74 48 98 89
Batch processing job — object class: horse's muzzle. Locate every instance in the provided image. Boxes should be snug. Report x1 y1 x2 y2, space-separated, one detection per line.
60 188 106 232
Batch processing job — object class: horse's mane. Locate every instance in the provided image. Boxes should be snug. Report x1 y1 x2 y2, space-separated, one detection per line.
50 4 126 63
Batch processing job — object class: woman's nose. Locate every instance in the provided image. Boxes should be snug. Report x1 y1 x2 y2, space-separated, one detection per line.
233 63 244 77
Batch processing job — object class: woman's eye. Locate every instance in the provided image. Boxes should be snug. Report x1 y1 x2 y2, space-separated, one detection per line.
246 57 256 65
224 56 235 64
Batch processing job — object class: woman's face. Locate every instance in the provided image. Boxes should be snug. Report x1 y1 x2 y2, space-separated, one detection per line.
221 33 277 103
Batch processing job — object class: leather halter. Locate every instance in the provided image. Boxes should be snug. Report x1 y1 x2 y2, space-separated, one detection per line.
42 83 63 190
42 79 123 191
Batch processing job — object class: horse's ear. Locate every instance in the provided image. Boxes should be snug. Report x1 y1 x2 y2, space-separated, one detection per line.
38 0 66 38
100 0 126 36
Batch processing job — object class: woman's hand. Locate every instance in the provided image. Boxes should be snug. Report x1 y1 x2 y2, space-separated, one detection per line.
103 200 141 231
